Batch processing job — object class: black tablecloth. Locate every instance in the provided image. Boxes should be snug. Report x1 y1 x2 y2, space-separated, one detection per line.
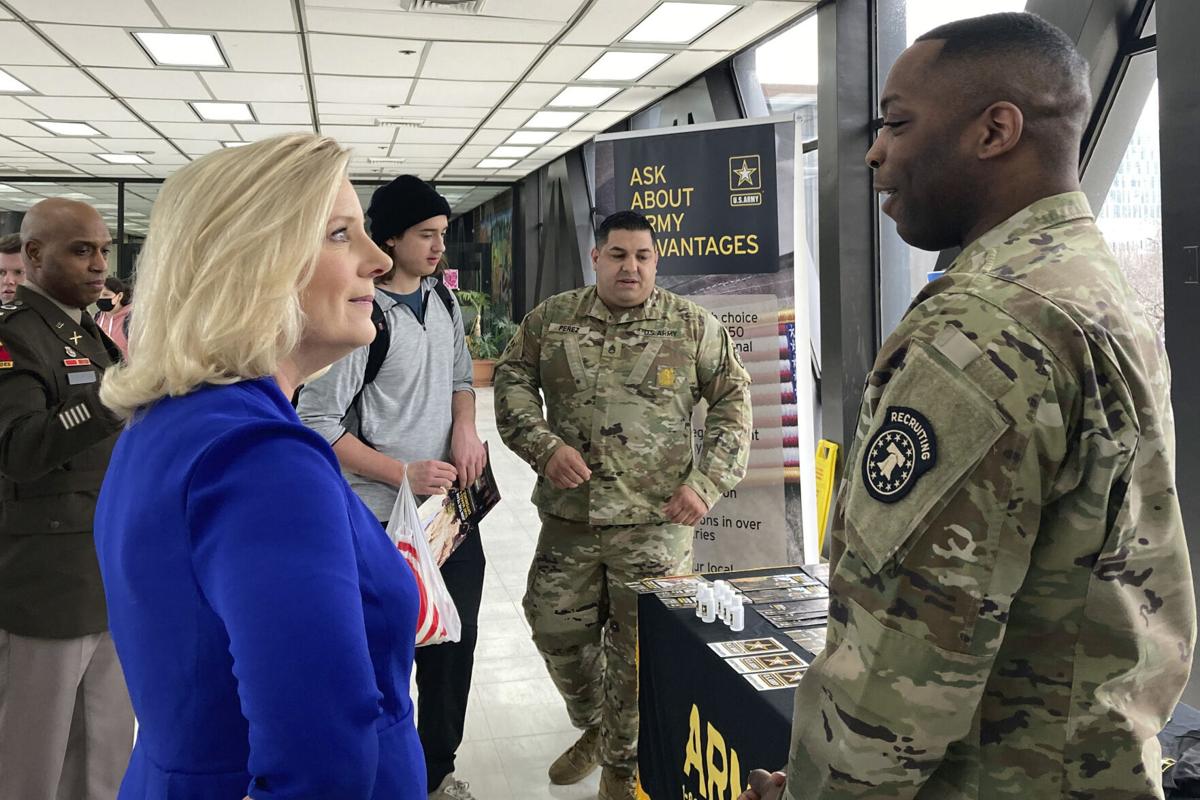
638 565 820 800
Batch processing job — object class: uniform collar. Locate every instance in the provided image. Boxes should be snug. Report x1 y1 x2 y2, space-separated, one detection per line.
14 284 116 367
582 286 666 324
947 191 1094 276
21 280 83 324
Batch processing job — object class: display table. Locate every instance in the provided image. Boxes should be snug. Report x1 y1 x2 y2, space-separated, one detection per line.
637 565 824 800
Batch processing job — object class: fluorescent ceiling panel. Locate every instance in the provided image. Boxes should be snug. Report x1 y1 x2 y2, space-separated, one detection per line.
477 159 515 168
0 69 33 93
97 153 147 164
523 110 584 129
222 141 250 148
191 101 254 122
33 120 103 137
623 2 737 44
134 31 227 68
579 51 669 82
549 86 620 108
506 130 557 145
491 146 534 158
0 184 19 192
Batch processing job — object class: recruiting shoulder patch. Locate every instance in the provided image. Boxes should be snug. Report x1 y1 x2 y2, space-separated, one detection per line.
861 406 937 503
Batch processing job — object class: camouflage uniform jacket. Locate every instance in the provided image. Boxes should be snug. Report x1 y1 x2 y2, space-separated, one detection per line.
494 286 751 525
785 193 1195 799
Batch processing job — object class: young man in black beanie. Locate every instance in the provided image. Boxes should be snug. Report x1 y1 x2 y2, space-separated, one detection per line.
297 175 488 800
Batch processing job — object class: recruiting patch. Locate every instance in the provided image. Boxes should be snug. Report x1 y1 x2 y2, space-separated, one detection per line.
656 366 675 387
861 406 937 503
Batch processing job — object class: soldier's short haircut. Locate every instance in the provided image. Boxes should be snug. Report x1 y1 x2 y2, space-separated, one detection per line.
596 210 655 247
917 12 1091 162
0 233 19 255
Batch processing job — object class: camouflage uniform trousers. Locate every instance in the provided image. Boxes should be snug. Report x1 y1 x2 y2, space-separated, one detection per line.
523 512 691 777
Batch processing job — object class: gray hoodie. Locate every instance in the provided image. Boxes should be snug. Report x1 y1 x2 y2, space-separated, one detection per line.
297 276 473 519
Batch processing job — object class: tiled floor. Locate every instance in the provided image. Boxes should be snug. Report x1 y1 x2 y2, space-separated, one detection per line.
418 387 602 799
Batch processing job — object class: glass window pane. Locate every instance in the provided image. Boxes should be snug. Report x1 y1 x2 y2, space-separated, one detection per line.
733 13 817 138
1096 78 1163 338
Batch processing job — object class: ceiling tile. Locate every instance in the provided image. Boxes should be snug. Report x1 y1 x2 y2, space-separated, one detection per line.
642 49 729 85
126 99 201 123
305 8 562 42
232 123 316 139
220 32 305 73
390 127 471 145
174 139 226 155
314 76 412 106
481 109 536 129
252 102 313 124
36 24 152 68
89 68 211 100
482 0 588 22
574 110 627 132
74 164 140 176
91 120 160 138
317 102 490 120
408 79 511 108
318 124 393 144
154 121 238 139
319 114 376 126
0 120 47 137
548 130 594 148
97 138 174 153
501 82 565 110
456 145 495 158
201 72 309 103
5 0 161 26
12 137 102 153
468 129 511 146
152 0 297 31
387 143 460 157
525 45 605 83
139 165 181 178
0 96 44 119
0 21 70 65
307 34 424 77
21 96 138 122
560 0 660 45
604 85 670 112
690 1 812 51
422 42 543 82
3 66 106 97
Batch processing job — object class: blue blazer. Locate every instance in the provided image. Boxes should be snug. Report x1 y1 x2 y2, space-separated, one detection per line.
95 378 425 799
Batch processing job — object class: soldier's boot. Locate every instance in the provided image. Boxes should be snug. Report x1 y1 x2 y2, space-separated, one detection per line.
548 727 601 785
597 766 636 800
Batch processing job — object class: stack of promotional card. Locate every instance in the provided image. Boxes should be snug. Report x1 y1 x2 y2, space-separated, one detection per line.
756 597 829 630
783 626 827 656
705 637 811 691
626 575 705 609
802 563 830 585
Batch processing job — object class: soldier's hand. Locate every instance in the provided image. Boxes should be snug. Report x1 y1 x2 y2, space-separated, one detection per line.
737 769 786 800
664 485 709 526
545 445 591 489
406 460 458 495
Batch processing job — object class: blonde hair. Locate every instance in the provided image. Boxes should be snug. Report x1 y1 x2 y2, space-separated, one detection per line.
101 134 351 418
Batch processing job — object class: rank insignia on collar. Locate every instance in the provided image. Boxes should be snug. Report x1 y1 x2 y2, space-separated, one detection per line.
862 406 937 503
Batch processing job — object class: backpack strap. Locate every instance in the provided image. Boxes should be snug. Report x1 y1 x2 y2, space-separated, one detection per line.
432 278 455 319
363 298 390 387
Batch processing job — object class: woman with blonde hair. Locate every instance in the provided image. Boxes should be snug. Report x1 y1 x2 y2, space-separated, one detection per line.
94 133 426 799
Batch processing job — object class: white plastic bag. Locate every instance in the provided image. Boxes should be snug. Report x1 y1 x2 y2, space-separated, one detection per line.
386 478 462 647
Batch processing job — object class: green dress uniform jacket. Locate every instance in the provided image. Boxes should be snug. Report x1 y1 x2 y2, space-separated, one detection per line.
494 286 752 525
0 285 123 638
784 193 1196 798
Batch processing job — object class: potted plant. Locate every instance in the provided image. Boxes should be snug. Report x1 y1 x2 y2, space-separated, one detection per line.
455 290 516 387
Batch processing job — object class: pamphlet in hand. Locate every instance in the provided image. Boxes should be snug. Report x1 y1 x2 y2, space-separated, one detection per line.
418 443 500 566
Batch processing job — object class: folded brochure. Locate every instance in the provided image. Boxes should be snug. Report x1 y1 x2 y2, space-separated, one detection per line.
418 443 500 566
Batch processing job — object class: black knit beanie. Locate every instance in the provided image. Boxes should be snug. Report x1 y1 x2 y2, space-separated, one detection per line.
366 175 452 249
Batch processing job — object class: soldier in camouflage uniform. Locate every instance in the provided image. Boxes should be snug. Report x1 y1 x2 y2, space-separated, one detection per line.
741 13 1194 800
494 210 752 799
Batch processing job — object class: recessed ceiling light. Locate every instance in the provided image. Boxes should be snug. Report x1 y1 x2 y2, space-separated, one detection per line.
33 120 102 137
623 2 737 44
549 86 620 108
97 153 147 165
221 141 250 148
579 51 669 82
490 146 534 159
477 159 516 169
134 31 227 68
0 69 34 94
506 130 557 146
190 101 254 122
523 110 584 129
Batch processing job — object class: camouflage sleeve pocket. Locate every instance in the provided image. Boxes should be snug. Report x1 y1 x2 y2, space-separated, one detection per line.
843 340 1009 574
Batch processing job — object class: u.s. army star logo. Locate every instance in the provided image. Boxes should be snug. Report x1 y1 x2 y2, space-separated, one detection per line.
861 406 937 503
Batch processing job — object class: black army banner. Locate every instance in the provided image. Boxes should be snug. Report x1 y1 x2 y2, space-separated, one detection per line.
611 123 779 275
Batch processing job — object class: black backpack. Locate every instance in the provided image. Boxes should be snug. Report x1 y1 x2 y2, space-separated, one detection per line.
292 278 456 406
